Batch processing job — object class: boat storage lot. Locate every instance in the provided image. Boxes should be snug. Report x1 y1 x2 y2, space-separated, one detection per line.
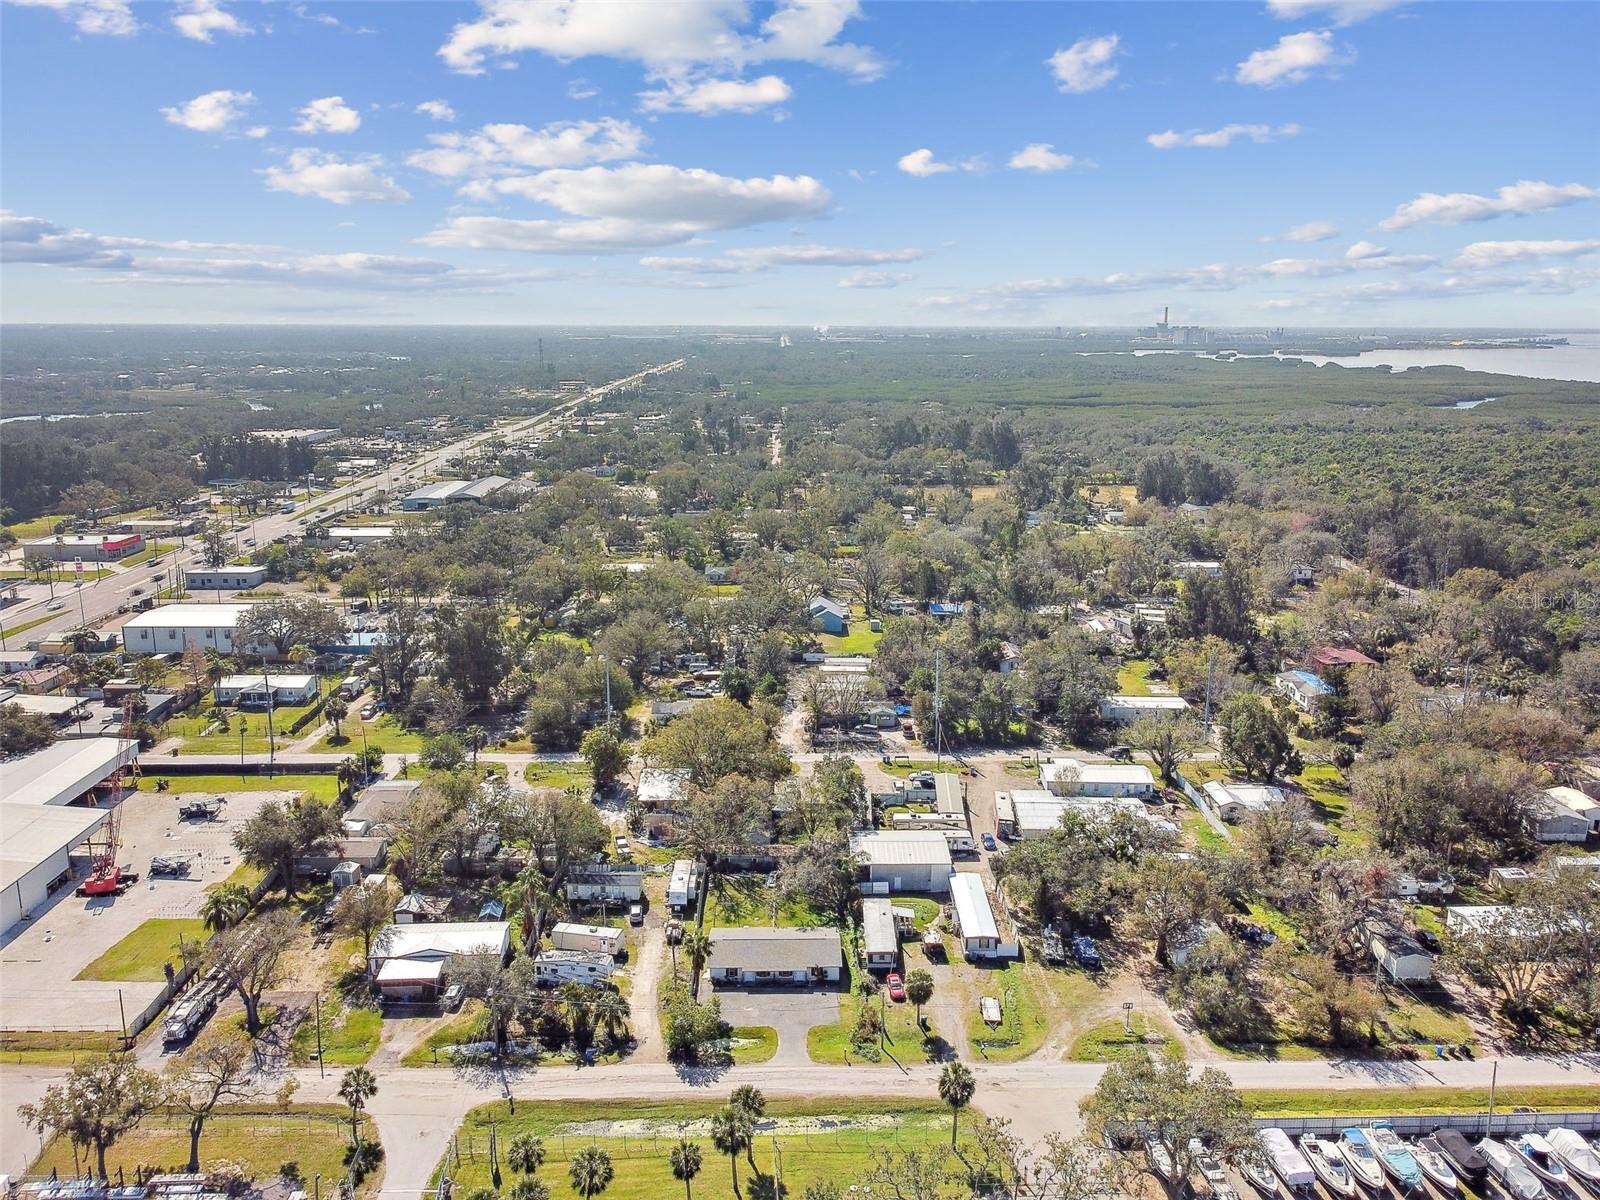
0 788 274 1033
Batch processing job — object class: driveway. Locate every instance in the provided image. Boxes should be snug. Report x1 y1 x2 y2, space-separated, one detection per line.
714 986 841 1064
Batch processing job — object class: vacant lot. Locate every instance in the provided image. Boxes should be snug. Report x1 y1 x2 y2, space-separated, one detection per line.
76 917 206 982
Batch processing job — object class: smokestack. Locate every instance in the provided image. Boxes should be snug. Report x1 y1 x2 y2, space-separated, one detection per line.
1163 306 1169 326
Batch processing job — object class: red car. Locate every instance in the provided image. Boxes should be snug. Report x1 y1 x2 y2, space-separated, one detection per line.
886 972 906 1002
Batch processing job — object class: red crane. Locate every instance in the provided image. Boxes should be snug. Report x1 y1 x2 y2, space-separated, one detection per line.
76 697 140 898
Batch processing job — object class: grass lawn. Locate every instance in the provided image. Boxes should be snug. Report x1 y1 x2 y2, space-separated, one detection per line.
0 1029 127 1066
524 760 588 790
0 566 114 582
436 1097 966 1200
704 875 835 929
314 714 426 754
1116 659 1159 696
727 1025 778 1064
3 512 71 540
76 918 207 982
878 759 967 778
138 772 343 803
1240 1085 1600 1117
1177 805 1230 852
119 541 179 567
1069 1014 1178 1062
819 604 886 657
890 896 942 930
29 1107 366 1190
808 987 935 1066
403 1002 487 1066
169 700 322 753
0 611 59 640
291 1003 382 1066
969 960 1100 1063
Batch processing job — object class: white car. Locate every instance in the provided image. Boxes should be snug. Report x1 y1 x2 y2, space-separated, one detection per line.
613 835 631 857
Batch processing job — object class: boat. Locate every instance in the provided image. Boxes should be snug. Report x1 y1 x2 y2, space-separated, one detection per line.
1477 1139 1547 1200
1190 1138 1242 1200
1298 1136 1357 1198
1412 1138 1459 1194
1431 1129 1487 1187
1511 1135 1571 1188
1239 1146 1281 1196
1547 1129 1600 1187
1261 1129 1317 1194
1338 1129 1388 1192
1146 1135 1177 1182
1366 1123 1425 1193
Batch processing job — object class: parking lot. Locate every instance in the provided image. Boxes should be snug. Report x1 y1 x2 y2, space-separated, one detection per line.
715 986 842 1064
0 786 276 1033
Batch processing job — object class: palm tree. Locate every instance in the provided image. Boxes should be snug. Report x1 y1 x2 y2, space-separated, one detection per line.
467 724 488 765
904 969 934 1026
325 696 349 741
729 1087 766 1168
559 981 594 1050
567 1146 613 1199
710 1106 752 1197
669 1141 702 1200
337 755 364 799
337 1066 378 1147
507 1134 546 1176
937 1061 975 1149
681 929 714 1001
593 990 631 1046
200 882 250 931
508 1181 549 1200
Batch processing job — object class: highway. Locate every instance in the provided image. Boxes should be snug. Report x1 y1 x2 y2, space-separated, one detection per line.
0 359 684 648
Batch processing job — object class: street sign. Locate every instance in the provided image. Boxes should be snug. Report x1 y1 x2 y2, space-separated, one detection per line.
74 556 83 574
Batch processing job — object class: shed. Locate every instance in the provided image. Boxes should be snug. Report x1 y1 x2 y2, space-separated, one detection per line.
1526 794 1590 844
1367 921 1434 983
1544 786 1600 836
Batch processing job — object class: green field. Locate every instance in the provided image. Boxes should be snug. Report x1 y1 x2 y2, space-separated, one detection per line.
30 1107 368 1191
1240 1085 1600 1117
313 713 426 754
75 918 207 982
819 605 886 657
523 759 588 790
703 874 835 929
1115 659 1159 696
436 1097 967 1200
168 699 322 753
292 1003 382 1066
0 1029 127 1066
138 772 343 803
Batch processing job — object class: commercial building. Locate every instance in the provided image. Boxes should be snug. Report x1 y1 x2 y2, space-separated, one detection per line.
1098 695 1191 724
0 738 137 932
849 829 953 894
950 872 1003 959
212 674 320 707
120 603 253 655
22 533 144 562
402 477 511 510
707 927 843 987
184 566 269 591
119 518 199 537
1039 758 1156 800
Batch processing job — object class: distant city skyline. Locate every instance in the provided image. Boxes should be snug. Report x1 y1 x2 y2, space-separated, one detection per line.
1 0 1596 326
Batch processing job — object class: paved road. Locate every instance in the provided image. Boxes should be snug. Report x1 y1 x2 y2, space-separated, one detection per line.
2 359 685 648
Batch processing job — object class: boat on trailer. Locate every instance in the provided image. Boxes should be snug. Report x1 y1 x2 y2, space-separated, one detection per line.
1298 1136 1357 1198
1338 1129 1387 1192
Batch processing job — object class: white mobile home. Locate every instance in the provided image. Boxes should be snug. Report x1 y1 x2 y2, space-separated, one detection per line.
859 896 900 971
534 949 616 988
1098 695 1190 724
949 872 1004 959
666 858 702 911
550 921 624 957
1367 923 1434 983
1039 758 1156 800
565 866 645 903
213 674 319 707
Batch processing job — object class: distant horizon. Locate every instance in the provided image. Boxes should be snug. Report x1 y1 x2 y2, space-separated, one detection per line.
4 322 1598 333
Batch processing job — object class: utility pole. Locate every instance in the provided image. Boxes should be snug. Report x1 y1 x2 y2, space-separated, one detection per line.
262 654 277 776
933 650 945 766
603 655 612 725
315 991 326 1078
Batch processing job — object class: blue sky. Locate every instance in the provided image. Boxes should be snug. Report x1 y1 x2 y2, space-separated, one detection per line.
2 0 1596 326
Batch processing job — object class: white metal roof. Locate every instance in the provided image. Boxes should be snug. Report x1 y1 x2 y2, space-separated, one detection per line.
849 829 954 869
216 674 317 691
551 921 623 941
0 802 110 892
0 691 86 717
860 897 898 955
950 872 999 942
1040 758 1156 787
639 767 689 808
1203 780 1285 813
374 957 444 984
369 920 510 962
123 603 251 630
1545 786 1600 818
0 738 137 807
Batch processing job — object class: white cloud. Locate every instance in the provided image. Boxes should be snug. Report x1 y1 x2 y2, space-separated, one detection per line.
568 79 599 100
1147 122 1301 149
1453 239 1600 269
423 163 830 253
838 269 911 288
171 0 250 41
1345 240 1387 259
160 89 255 134
898 148 963 177
407 118 646 178
1047 34 1120 94
416 99 458 122
262 150 410 205
1379 179 1600 230
245 125 269 139
1266 0 1404 26
438 0 884 82
641 243 924 273
293 96 362 135
1 210 279 267
1265 220 1339 242
1235 31 1341 87
1008 143 1077 172
7 0 137 36
640 74 792 115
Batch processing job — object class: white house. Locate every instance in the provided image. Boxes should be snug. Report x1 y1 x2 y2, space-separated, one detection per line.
1202 780 1286 823
859 896 901 971
707 927 843 987
550 921 624 957
1172 560 1223 578
368 920 510 1001
849 830 953 894
1275 669 1334 714
185 566 269 591
565 866 645 903
212 674 319 707
1543 786 1600 837
809 595 849 635
1367 922 1434 983
950 872 1004 959
1098 695 1190 724
534 949 616 988
1039 757 1156 800
1527 792 1591 844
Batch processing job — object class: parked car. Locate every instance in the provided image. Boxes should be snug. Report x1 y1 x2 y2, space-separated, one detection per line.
886 972 906 1002
1416 928 1442 953
980 832 998 852
361 704 378 719
1071 936 1103 969
1106 745 1133 762
628 901 645 926
613 835 631 857
442 984 465 1012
